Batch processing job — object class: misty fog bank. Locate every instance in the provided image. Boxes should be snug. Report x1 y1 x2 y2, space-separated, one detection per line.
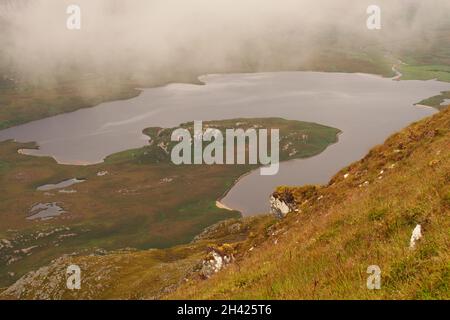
1 0 449 83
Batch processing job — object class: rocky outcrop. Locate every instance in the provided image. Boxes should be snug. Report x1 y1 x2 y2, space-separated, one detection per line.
270 196 292 219
1 256 71 300
270 185 318 219
200 245 235 279
410 224 423 249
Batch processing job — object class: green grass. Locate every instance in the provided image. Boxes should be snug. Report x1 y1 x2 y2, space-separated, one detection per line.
399 65 450 82
417 91 450 110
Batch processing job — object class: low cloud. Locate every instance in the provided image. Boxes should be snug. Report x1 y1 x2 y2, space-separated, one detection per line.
1 0 449 82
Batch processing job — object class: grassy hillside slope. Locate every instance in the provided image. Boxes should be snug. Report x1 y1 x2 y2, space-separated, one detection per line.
170 106 450 300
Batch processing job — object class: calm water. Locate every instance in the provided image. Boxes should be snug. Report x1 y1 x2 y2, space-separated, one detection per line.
1 72 449 215
37 178 85 191
27 203 65 221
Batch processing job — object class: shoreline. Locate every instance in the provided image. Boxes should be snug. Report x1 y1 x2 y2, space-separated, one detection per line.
215 130 343 215
215 201 234 211
215 169 255 214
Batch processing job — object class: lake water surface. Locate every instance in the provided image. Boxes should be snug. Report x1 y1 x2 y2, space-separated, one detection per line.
1 72 449 215
37 178 85 191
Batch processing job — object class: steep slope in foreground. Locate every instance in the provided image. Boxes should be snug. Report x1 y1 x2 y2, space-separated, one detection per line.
1 106 449 300
170 106 450 300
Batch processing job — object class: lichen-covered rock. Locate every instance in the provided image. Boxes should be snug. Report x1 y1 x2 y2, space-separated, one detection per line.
410 224 423 249
270 185 319 219
199 245 235 279
270 196 292 219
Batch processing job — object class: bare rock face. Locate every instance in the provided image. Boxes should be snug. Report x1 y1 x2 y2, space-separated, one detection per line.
270 196 292 219
270 185 318 219
410 224 423 249
270 188 297 219
200 245 235 279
